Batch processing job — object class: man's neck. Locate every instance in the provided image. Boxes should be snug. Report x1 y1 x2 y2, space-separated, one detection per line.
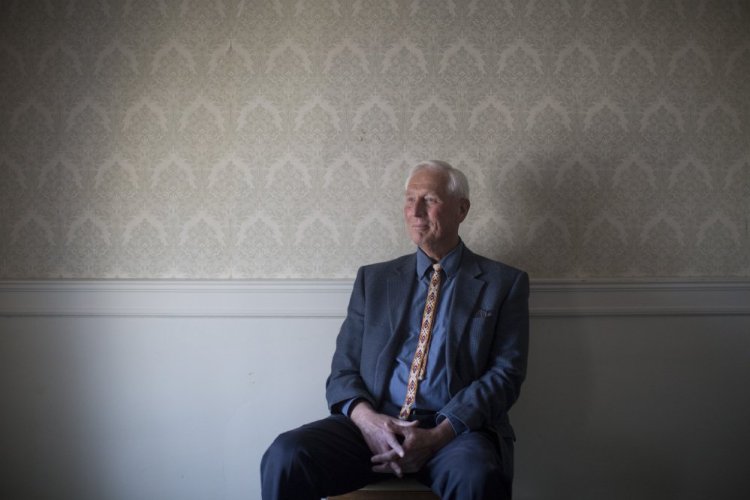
419 239 461 262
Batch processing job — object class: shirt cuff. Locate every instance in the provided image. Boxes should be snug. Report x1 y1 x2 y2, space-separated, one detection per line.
437 412 468 435
340 397 365 417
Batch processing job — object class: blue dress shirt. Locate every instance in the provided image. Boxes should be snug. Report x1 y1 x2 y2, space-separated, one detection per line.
343 242 468 434
386 243 467 433
387 243 461 408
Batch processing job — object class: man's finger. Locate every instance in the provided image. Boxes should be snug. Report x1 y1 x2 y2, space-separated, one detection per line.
385 418 419 431
382 430 405 457
371 449 400 464
372 463 390 473
372 462 403 478
390 462 403 478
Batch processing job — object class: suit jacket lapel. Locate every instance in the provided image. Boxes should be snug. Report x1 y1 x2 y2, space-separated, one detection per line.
373 255 415 403
446 249 485 391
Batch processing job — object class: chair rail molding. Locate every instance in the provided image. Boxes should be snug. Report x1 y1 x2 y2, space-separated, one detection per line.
1 279 749 318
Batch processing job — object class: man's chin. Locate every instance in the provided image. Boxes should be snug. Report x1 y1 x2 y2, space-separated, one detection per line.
409 234 431 248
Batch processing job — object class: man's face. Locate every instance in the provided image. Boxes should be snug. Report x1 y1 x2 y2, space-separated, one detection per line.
403 168 469 260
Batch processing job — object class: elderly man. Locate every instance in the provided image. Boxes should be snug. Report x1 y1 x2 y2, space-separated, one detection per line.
261 161 529 499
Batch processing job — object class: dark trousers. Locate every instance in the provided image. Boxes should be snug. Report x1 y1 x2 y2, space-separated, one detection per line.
260 415 513 500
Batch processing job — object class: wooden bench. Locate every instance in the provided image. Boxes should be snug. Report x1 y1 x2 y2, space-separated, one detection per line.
328 477 439 500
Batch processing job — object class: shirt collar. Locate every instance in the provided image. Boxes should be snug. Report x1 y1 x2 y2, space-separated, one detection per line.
416 240 464 280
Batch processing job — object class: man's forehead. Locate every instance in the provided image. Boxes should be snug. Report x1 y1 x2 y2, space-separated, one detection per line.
406 170 450 191
405 184 449 197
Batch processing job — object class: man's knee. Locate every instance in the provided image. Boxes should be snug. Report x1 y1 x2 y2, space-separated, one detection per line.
261 429 320 500
465 461 507 489
427 433 513 499
426 461 509 500
262 429 311 474
449 460 507 490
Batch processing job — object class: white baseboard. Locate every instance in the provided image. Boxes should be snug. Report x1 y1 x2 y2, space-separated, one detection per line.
1 279 748 317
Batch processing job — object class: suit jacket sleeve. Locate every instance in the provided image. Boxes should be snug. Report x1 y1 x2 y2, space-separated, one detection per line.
440 269 530 434
325 266 375 412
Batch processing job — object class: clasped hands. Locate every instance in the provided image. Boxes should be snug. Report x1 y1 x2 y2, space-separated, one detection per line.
350 402 455 477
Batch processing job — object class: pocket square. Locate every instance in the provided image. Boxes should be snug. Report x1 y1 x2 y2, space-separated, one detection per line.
474 309 493 318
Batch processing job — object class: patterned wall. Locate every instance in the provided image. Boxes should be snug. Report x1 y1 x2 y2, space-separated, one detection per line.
1 0 748 279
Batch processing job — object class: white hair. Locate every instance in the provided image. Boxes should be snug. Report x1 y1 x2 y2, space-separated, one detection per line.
405 160 470 200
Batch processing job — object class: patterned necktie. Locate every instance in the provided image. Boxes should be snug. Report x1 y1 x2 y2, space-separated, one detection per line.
399 263 443 420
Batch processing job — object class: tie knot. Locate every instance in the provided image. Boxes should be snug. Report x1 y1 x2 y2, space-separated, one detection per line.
430 263 442 282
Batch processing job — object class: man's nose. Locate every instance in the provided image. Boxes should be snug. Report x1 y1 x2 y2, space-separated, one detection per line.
410 199 426 216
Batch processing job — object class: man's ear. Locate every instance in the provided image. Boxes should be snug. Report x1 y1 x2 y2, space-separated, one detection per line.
457 199 470 222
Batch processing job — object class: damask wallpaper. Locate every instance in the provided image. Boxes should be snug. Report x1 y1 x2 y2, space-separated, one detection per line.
1 0 748 279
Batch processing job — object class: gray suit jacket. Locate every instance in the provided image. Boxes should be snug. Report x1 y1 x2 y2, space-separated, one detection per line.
325 246 529 439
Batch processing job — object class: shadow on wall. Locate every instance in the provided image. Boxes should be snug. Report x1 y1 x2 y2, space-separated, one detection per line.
464 148 603 279
510 315 750 500
509 315 597 498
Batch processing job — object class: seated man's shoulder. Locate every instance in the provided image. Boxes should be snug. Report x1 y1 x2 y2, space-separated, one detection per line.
360 253 414 274
470 250 526 279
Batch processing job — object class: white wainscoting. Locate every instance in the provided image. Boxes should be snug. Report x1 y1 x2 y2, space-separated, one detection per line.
1 280 749 500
